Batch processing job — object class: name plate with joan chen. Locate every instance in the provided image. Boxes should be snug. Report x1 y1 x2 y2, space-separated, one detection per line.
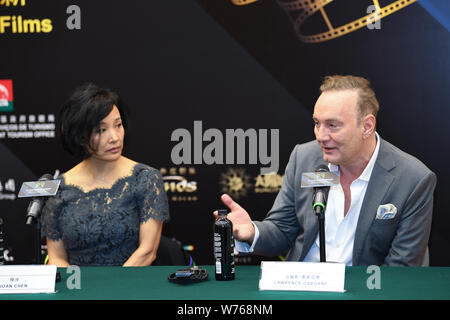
259 261 346 292
0 265 57 294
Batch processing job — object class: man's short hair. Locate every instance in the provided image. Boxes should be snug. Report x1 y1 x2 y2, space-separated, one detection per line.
59 83 129 159
320 75 379 119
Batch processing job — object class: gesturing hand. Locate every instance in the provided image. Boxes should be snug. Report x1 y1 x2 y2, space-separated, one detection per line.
213 194 255 245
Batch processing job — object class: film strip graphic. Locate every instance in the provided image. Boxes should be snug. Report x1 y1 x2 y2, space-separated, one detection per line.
231 0 259 5
232 0 417 43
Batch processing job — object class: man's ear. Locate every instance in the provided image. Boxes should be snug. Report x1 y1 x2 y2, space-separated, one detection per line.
361 114 376 139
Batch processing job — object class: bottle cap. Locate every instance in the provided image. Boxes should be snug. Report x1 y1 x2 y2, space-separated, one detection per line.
217 209 227 216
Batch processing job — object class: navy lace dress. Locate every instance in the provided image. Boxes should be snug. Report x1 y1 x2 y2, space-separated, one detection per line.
41 163 169 266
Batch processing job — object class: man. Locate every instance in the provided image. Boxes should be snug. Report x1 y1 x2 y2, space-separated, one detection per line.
217 75 436 266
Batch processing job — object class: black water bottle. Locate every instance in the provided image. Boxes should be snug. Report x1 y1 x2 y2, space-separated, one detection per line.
214 209 235 281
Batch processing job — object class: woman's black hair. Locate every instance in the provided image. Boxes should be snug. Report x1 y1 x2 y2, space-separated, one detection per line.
59 83 129 159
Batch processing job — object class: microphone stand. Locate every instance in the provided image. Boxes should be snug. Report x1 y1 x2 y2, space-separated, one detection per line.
312 165 330 263
27 216 61 282
26 198 44 264
26 213 43 264
313 185 329 263
316 209 326 262
33 219 42 264
22 174 62 281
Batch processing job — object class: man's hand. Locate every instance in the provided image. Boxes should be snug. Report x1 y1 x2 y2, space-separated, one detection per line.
213 194 255 245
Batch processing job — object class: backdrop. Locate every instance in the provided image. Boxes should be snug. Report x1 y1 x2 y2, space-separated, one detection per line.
1 0 449 266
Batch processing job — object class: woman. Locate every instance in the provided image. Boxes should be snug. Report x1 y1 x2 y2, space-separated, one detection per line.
41 83 169 266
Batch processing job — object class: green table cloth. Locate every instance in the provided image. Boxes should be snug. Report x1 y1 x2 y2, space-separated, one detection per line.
1 266 449 300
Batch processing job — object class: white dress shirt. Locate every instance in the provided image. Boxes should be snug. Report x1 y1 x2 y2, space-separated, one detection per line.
236 133 380 266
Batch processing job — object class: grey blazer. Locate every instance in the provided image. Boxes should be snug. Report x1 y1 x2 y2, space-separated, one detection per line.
253 138 436 266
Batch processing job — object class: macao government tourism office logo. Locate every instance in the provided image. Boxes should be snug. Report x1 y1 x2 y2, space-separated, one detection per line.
231 0 417 43
0 80 13 112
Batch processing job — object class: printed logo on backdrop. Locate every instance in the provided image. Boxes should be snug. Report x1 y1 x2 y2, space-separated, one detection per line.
254 171 284 194
0 80 13 112
0 0 26 6
219 167 284 200
0 79 56 139
160 166 198 202
0 113 55 139
0 178 16 201
0 0 82 34
0 0 52 34
231 0 418 43
220 168 253 200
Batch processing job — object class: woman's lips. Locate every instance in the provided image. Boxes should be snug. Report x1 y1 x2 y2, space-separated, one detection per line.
107 147 121 153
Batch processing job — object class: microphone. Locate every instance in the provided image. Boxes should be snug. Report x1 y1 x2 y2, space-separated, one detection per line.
312 164 330 262
25 174 53 225
312 164 330 215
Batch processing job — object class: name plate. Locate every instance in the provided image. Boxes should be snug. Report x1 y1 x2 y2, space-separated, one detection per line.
259 261 346 292
18 180 61 198
0 265 57 294
301 171 339 188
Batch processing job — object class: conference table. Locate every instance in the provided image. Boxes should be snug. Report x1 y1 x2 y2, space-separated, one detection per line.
1 265 449 300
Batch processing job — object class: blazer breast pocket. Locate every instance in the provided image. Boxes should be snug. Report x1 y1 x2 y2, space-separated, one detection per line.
367 215 400 256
